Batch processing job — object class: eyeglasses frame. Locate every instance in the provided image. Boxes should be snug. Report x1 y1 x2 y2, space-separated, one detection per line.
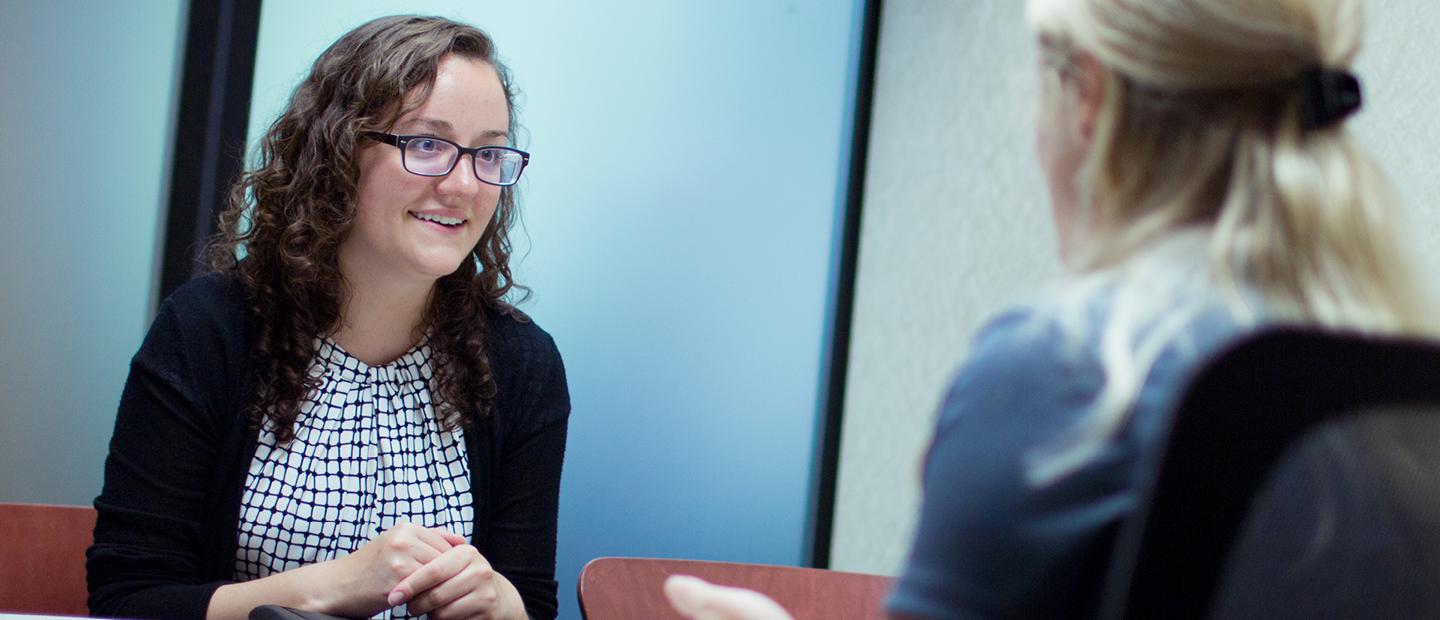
362 131 530 187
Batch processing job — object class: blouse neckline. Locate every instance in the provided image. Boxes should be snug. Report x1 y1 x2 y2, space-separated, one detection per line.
314 335 432 384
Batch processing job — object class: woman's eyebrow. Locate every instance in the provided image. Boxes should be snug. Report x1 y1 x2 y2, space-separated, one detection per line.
397 118 507 141
396 117 453 133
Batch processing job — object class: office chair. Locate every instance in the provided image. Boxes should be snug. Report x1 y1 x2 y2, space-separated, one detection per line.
1099 327 1440 619
0 503 97 615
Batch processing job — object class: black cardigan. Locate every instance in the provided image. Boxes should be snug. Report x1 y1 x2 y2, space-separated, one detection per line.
87 273 570 619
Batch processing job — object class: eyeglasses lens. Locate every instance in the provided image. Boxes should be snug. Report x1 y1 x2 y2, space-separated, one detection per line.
475 149 524 186
403 138 459 175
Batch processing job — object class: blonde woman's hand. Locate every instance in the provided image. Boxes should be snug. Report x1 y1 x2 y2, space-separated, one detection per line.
387 530 527 620
322 522 458 617
664 575 795 620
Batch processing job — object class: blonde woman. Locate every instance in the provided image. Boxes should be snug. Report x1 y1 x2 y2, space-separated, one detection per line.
667 0 1427 617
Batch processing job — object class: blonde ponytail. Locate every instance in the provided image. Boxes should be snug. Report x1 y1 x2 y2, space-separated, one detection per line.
1023 0 1431 483
1028 0 1426 332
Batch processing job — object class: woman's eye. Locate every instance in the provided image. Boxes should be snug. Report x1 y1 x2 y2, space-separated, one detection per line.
414 139 441 152
477 149 499 163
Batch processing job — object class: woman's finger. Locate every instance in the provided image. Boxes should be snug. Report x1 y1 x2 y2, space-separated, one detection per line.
433 527 469 547
429 587 500 620
414 526 457 555
381 529 442 565
407 561 497 616
387 544 480 607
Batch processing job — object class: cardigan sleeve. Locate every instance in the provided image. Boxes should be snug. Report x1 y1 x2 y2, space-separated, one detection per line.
87 277 243 618
485 324 570 620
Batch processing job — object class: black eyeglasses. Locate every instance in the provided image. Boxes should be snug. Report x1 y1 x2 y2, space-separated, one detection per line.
363 131 530 186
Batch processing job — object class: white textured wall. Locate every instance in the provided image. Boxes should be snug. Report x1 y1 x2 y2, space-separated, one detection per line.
830 0 1440 575
1351 3 1440 262
830 0 1058 574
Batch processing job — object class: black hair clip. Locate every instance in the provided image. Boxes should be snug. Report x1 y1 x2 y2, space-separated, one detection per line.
1297 68 1362 130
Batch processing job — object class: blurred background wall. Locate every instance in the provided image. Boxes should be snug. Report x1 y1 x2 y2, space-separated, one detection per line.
829 0 1058 574
828 0 1440 576
0 0 185 503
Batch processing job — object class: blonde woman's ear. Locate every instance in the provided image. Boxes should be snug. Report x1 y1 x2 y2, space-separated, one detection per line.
1069 51 1108 142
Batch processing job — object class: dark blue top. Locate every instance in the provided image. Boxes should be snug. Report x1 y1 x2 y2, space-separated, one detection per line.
887 299 1242 618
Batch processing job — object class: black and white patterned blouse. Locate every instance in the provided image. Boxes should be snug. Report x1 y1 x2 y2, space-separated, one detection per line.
235 337 473 618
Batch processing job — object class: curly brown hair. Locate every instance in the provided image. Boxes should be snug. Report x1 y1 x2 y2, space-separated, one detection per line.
206 15 527 442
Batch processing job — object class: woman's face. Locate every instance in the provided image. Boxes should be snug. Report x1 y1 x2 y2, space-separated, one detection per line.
341 54 510 288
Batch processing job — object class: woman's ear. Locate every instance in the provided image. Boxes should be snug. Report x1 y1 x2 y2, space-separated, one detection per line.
1069 52 1107 141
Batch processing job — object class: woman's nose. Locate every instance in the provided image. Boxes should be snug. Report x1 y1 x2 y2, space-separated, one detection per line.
436 155 480 196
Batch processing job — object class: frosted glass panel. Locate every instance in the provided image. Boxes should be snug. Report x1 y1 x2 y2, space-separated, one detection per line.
0 0 184 504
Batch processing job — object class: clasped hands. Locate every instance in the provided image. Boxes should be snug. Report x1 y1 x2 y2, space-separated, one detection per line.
327 522 524 620
334 528 798 620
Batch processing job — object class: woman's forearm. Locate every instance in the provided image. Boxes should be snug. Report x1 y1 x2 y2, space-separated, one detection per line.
206 559 357 620
207 524 464 619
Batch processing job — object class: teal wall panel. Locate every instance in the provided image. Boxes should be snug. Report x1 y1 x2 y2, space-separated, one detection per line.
0 0 185 504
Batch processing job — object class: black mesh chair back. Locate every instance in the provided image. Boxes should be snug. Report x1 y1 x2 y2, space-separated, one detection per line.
1099 327 1440 620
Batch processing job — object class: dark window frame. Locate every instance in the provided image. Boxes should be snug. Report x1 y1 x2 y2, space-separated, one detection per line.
158 0 262 302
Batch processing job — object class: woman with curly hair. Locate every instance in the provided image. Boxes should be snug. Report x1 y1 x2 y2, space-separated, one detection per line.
88 15 568 620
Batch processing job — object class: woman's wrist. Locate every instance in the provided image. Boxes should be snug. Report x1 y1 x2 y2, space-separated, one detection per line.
293 557 353 615
492 571 528 620
207 559 352 620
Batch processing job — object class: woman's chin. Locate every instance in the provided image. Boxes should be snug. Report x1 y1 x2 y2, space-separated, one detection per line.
427 262 470 281
404 252 473 282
